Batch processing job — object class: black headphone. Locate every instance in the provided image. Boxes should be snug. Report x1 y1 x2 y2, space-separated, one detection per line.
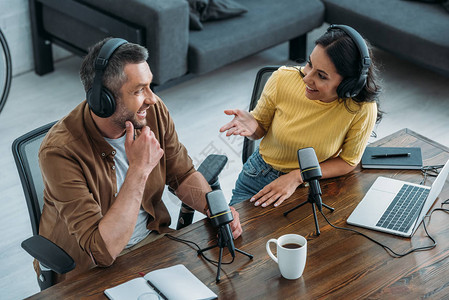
87 38 128 118
327 24 371 98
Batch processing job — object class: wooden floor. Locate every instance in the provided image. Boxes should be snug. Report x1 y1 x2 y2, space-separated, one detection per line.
1 26 449 299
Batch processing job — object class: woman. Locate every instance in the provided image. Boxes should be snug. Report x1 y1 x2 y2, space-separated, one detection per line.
220 25 382 208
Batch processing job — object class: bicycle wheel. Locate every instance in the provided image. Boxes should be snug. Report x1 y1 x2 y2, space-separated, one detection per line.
0 28 12 114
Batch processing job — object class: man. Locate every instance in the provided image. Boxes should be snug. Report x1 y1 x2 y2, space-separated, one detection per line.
37 38 242 283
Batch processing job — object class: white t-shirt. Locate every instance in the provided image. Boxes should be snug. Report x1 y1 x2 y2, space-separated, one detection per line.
104 133 151 248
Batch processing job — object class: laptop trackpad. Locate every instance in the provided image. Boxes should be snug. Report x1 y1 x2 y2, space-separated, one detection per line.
347 189 396 226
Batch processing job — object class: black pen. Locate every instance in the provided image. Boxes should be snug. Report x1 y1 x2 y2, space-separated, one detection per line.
139 272 168 300
146 279 168 300
371 153 411 159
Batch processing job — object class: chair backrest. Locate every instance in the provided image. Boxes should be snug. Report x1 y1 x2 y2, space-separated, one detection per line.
12 122 56 236
242 66 279 164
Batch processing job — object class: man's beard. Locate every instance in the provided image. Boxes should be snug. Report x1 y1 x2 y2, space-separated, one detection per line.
112 101 147 130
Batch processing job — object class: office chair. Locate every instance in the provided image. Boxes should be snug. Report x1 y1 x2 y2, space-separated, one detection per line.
13 121 227 289
12 121 75 291
242 66 279 163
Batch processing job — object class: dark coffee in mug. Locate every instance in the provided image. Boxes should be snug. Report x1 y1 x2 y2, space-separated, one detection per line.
282 243 302 249
267 234 307 279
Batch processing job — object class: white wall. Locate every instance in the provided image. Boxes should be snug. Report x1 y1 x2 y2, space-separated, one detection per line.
0 0 70 76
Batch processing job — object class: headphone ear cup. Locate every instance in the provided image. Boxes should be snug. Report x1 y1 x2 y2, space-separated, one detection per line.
86 88 98 114
86 87 116 118
337 75 367 98
98 88 116 118
337 77 357 98
354 74 367 96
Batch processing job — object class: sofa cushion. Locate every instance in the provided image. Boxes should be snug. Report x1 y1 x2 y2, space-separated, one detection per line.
188 0 248 30
76 0 190 86
188 0 325 74
403 0 449 13
322 0 449 75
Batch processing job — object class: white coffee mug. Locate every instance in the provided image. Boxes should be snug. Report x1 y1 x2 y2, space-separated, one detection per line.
266 234 307 280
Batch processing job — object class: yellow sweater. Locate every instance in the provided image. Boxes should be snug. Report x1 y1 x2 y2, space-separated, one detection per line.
251 66 377 173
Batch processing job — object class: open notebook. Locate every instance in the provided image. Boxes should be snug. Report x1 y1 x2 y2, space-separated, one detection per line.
104 264 217 300
347 159 449 237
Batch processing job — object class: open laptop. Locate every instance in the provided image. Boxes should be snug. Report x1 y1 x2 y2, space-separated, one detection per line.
347 159 449 237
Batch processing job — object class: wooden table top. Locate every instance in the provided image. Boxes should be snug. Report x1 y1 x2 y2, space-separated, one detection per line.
28 129 449 299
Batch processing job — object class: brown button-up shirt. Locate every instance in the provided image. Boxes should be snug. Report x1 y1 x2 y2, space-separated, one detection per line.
38 99 195 281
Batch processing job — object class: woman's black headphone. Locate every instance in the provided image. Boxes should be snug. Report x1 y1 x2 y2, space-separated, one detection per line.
86 38 128 118
327 24 371 98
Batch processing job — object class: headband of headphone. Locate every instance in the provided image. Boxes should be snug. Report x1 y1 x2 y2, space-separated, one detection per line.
87 38 128 118
327 24 371 98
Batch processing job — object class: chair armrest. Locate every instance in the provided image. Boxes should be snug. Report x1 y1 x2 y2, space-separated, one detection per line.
170 154 228 195
175 154 228 230
197 154 228 188
21 235 75 274
77 0 189 85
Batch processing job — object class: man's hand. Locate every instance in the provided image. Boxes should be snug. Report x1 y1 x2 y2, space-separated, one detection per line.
250 170 303 208
229 206 243 239
125 121 164 176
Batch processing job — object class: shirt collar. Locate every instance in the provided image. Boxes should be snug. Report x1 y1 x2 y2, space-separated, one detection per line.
82 101 116 158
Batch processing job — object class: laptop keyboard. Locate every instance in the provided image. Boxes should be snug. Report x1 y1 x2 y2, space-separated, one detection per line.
376 184 430 233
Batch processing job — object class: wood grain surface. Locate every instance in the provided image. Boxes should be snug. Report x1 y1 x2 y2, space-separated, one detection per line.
27 129 449 299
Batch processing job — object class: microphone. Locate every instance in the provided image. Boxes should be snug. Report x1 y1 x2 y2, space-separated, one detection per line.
297 147 323 212
206 190 235 258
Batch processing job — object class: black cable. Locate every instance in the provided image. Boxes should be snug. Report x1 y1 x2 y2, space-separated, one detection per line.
320 210 437 257
319 198 449 258
435 197 449 214
420 164 444 185
167 195 449 261
165 234 235 266
319 163 447 257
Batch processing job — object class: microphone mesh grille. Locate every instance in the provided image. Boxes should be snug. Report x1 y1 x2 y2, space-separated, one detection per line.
298 148 319 170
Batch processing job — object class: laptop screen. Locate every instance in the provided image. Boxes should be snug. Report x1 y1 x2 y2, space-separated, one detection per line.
411 159 449 234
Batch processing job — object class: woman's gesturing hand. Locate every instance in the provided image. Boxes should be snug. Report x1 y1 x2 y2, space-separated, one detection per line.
219 109 263 139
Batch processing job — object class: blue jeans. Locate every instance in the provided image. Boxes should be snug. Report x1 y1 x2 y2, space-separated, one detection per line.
230 149 285 206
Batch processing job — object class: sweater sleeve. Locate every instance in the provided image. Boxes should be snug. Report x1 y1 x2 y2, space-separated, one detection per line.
339 102 377 166
250 68 279 132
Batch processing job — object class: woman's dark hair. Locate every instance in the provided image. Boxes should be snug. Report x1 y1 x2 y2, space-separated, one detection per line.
315 29 383 123
79 38 148 100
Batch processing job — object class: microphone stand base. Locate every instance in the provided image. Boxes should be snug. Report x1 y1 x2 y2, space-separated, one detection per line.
283 192 334 236
197 230 253 283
